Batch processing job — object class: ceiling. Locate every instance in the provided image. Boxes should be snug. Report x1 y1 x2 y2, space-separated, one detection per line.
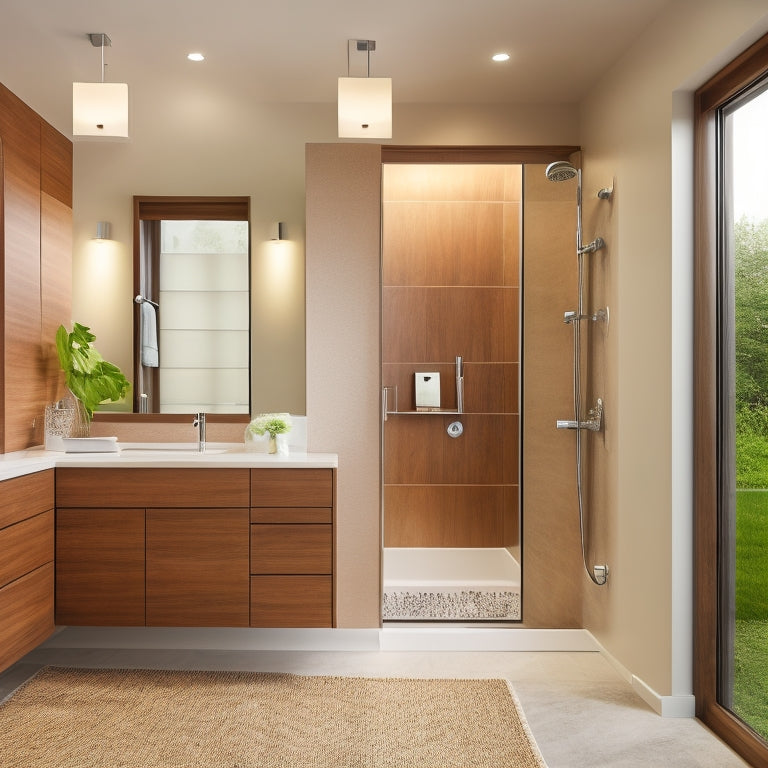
0 0 673 138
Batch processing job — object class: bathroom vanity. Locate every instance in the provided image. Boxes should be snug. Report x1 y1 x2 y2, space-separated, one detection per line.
55 465 336 628
0 449 337 673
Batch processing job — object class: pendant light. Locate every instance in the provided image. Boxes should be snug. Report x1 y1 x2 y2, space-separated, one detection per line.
338 40 392 139
73 33 129 140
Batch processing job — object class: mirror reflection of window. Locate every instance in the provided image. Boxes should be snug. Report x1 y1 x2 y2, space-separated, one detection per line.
156 220 250 414
133 196 250 415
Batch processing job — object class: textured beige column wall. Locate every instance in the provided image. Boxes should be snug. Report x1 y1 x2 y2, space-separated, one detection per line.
305 143 383 628
522 164 584 627
578 0 768 696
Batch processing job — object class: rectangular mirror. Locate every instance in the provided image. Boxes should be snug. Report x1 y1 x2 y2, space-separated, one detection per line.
131 196 250 414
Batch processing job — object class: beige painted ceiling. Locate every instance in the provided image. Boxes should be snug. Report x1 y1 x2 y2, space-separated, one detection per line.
0 0 672 138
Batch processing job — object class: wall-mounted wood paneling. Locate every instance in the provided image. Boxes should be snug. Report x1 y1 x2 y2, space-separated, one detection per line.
40 193 72 404
0 83 73 453
382 287 516 363
383 202 504 286
382 164 520 553
384 485 518 548
1 84 43 452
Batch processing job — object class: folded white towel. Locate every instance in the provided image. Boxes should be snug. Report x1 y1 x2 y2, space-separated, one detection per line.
141 301 159 367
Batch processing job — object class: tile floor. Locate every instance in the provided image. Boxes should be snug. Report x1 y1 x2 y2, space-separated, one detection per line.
0 645 752 767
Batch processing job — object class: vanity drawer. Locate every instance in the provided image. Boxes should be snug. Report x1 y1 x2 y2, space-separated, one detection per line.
250 468 333 507
250 575 332 627
0 470 53 529
250 524 332 574
56 468 250 508
0 563 54 672
0 509 54 588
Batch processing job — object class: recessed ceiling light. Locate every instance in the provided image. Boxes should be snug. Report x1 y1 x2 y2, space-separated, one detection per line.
492 52 510 62
187 52 205 62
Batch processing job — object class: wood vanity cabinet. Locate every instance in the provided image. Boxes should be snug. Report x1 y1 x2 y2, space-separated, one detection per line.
0 471 55 673
55 466 335 628
55 468 250 627
250 468 335 627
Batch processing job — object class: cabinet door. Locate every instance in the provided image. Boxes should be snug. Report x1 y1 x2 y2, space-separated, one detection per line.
56 508 145 626
146 508 249 627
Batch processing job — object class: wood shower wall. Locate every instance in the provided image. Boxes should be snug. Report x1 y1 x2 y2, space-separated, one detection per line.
382 164 520 549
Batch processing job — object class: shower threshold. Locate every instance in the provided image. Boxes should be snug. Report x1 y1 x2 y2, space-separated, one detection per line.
382 547 521 621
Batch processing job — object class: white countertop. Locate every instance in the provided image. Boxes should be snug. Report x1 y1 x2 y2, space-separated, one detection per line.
0 442 338 482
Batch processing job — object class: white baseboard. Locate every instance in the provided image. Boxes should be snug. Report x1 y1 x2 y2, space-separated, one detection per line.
380 627 599 652
589 632 696 718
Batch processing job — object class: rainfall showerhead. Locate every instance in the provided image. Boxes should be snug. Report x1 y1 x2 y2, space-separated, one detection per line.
545 161 578 182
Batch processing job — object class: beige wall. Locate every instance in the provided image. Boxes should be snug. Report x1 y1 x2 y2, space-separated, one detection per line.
72 101 578 419
579 0 768 698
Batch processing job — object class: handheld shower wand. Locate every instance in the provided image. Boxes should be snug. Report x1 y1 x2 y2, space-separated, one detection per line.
545 160 610 586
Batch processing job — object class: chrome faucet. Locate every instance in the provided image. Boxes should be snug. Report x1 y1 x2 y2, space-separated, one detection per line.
193 412 206 452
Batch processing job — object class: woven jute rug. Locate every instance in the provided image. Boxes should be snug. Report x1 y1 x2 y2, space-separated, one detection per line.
0 667 547 768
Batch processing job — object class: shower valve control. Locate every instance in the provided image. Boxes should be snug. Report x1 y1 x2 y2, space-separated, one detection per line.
446 421 463 438
556 398 604 432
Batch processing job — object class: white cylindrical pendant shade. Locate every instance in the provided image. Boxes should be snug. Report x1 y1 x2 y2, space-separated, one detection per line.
338 77 392 138
73 82 129 139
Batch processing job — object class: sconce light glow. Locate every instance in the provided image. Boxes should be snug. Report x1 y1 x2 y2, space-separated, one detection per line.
187 52 205 62
492 52 510 62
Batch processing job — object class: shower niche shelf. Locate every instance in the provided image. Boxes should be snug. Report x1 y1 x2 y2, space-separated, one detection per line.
385 409 461 416
382 357 465 421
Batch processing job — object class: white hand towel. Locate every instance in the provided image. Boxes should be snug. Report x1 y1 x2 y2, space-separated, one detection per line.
141 301 159 367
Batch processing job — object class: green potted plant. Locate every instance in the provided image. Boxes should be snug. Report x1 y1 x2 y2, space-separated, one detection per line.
55 322 130 432
245 413 292 454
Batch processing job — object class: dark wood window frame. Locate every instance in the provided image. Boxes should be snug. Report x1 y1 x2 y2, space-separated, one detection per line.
694 31 768 768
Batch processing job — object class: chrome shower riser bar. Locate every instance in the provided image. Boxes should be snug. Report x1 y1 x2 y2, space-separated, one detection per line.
545 160 611 588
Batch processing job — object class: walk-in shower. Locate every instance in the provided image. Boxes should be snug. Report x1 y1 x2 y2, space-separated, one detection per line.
546 160 611 586
380 162 522 622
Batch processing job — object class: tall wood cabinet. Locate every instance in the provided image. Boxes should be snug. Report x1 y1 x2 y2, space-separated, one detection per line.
0 471 55 672
0 82 72 453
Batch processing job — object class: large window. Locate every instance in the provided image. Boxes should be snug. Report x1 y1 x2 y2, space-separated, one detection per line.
695 32 768 768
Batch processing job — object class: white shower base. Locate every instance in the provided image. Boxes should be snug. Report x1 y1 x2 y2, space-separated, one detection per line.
382 547 521 621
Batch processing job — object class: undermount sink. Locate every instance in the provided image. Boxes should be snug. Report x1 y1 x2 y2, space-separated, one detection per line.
118 442 242 455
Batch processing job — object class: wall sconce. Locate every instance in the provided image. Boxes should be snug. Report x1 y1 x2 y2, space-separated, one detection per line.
269 222 285 241
94 221 111 241
73 33 129 140
338 40 392 139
